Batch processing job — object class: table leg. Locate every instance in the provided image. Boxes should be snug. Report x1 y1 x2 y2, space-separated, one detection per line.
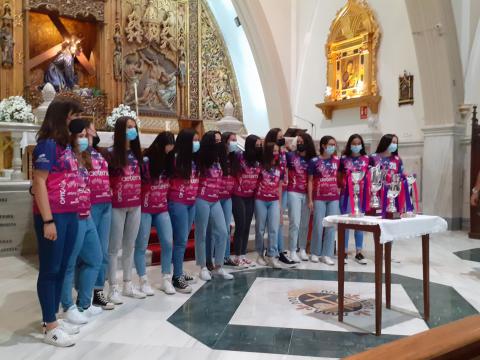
385 242 392 309
422 234 430 322
374 230 383 336
338 224 345 323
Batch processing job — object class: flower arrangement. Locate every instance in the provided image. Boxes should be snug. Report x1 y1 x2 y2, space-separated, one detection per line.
0 96 36 123
106 104 137 129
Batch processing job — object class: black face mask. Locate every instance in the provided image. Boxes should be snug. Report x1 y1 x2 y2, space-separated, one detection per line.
277 138 286 147
297 144 305 152
92 135 100 148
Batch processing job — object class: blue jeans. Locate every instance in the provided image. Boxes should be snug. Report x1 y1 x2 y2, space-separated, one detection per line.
340 195 364 251
134 212 173 275
255 199 280 258
287 192 310 252
276 190 288 253
168 201 195 278
311 200 339 257
206 197 232 261
61 216 102 310
194 198 228 267
91 202 112 289
34 213 78 323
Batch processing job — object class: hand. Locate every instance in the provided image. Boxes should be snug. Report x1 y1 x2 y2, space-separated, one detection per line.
43 223 57 241
471 192 479 207
308 201 314 212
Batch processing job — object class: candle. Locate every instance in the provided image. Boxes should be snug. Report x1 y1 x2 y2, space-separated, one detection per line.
133 80 139 116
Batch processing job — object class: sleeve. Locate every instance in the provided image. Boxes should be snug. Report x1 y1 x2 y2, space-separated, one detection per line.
33 140 57 172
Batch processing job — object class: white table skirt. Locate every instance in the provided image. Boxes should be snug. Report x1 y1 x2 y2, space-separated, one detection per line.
323 214 448 244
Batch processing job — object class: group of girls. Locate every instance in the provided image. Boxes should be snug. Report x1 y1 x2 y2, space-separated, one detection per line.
32 97 403 348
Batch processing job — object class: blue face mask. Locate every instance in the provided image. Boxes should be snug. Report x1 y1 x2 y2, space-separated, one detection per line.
192 141 200 153
228 141 238 153
77 138 88 152
326 145 336 155
126 128 138 141
387 143 398 153
351 145 362 154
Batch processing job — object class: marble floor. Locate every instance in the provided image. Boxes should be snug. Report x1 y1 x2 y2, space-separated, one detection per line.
0 230 479 359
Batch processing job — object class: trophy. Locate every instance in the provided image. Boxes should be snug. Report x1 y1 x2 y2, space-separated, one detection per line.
366 166 383 216
402 174 417 218
385 174 401 219
349 170 365 217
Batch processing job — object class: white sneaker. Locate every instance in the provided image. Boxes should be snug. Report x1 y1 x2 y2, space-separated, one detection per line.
81 305 103 317
57 319 80 335
159 274 176 295
212 267 234 280
322 256 335 266
64 305 88 325
44 327 75 347
256 254 267 266
122 281 147 299
310 255 319 263
266 256 282 269
241 256 256 268
299 249 309 261
139 276 155 296
108 285 123 305
199 267 212 281
290 251 301 263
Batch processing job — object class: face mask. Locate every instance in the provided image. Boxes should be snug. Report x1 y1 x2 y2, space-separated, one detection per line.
277 138 286 147
326 145 336 155
297 144 306 153
126 128 138 141
387 143 398 153
192 141 200 153
228 141 238 153
77 138 88 152
351 145 362 154
92 135 100 148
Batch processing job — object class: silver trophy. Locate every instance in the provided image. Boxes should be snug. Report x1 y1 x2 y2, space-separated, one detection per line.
403 174 417 217
349 170 365 217
369 166 383 212
386 174 401 219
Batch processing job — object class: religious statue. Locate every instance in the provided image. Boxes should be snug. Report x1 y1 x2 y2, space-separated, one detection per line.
138 55 176 110
123 53 143 104
176 50 186 116
0 3 14 69
113 24 123 81
143 0 161 43
44 37 81 92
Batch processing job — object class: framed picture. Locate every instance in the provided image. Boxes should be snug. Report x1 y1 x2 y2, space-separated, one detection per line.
340 56 360 91
399 71 414 106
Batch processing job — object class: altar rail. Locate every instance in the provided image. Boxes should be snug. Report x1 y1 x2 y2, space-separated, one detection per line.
344 315 480 360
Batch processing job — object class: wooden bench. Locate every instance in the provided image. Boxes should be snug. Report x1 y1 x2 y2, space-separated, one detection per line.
344 315 480 360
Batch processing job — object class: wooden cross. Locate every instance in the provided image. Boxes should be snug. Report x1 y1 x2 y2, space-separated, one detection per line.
27 14 95 75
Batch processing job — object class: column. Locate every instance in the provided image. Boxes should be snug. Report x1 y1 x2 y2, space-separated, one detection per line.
10 130 24 181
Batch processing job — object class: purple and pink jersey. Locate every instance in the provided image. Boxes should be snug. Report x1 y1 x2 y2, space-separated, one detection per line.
88 147 112 205
233 152 261 198
141 158 170 214
286 151 309 194
168 161 199 206
255 166 282 202
197 162 223 202
77 166 91 218
218 174 236 200
33 140 79 214
369 154 404 176
308 156 340 201
339 155 369 190
108 150 141 208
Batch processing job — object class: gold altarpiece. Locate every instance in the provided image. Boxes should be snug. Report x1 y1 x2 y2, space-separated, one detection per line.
0 0 243 134
316 0 381 119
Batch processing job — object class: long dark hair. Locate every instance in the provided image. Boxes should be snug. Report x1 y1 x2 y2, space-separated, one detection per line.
376 134 399 155
298 132 317 161
109 116 142 170
265 128 282 144
37 97 83 147
263 142 279 171
174 128 197 179
144 131 175 179
198 130 223 176
222 132 235 176
319 135 336 155
343 133 367 156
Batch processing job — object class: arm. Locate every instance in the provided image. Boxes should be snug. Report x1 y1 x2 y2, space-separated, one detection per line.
32 170 57 241
308 175 314 211
471 171 480 206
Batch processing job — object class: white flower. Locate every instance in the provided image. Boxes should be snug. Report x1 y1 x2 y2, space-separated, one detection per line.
0 96 35 123
106 104 137 129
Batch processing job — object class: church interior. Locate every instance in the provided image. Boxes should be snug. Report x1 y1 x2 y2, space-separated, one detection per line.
0 0 480 359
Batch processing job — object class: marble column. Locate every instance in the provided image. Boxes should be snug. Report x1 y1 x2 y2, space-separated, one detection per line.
10 131 24 181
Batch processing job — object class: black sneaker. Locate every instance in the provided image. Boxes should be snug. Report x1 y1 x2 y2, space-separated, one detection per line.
182 273 197 284
278 252 297 268
355 252 368 265
173 276 193 294
93 289 115 310
224 257 239 267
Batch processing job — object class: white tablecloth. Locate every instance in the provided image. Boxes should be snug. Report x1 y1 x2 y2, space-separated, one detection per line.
323 214 448 244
